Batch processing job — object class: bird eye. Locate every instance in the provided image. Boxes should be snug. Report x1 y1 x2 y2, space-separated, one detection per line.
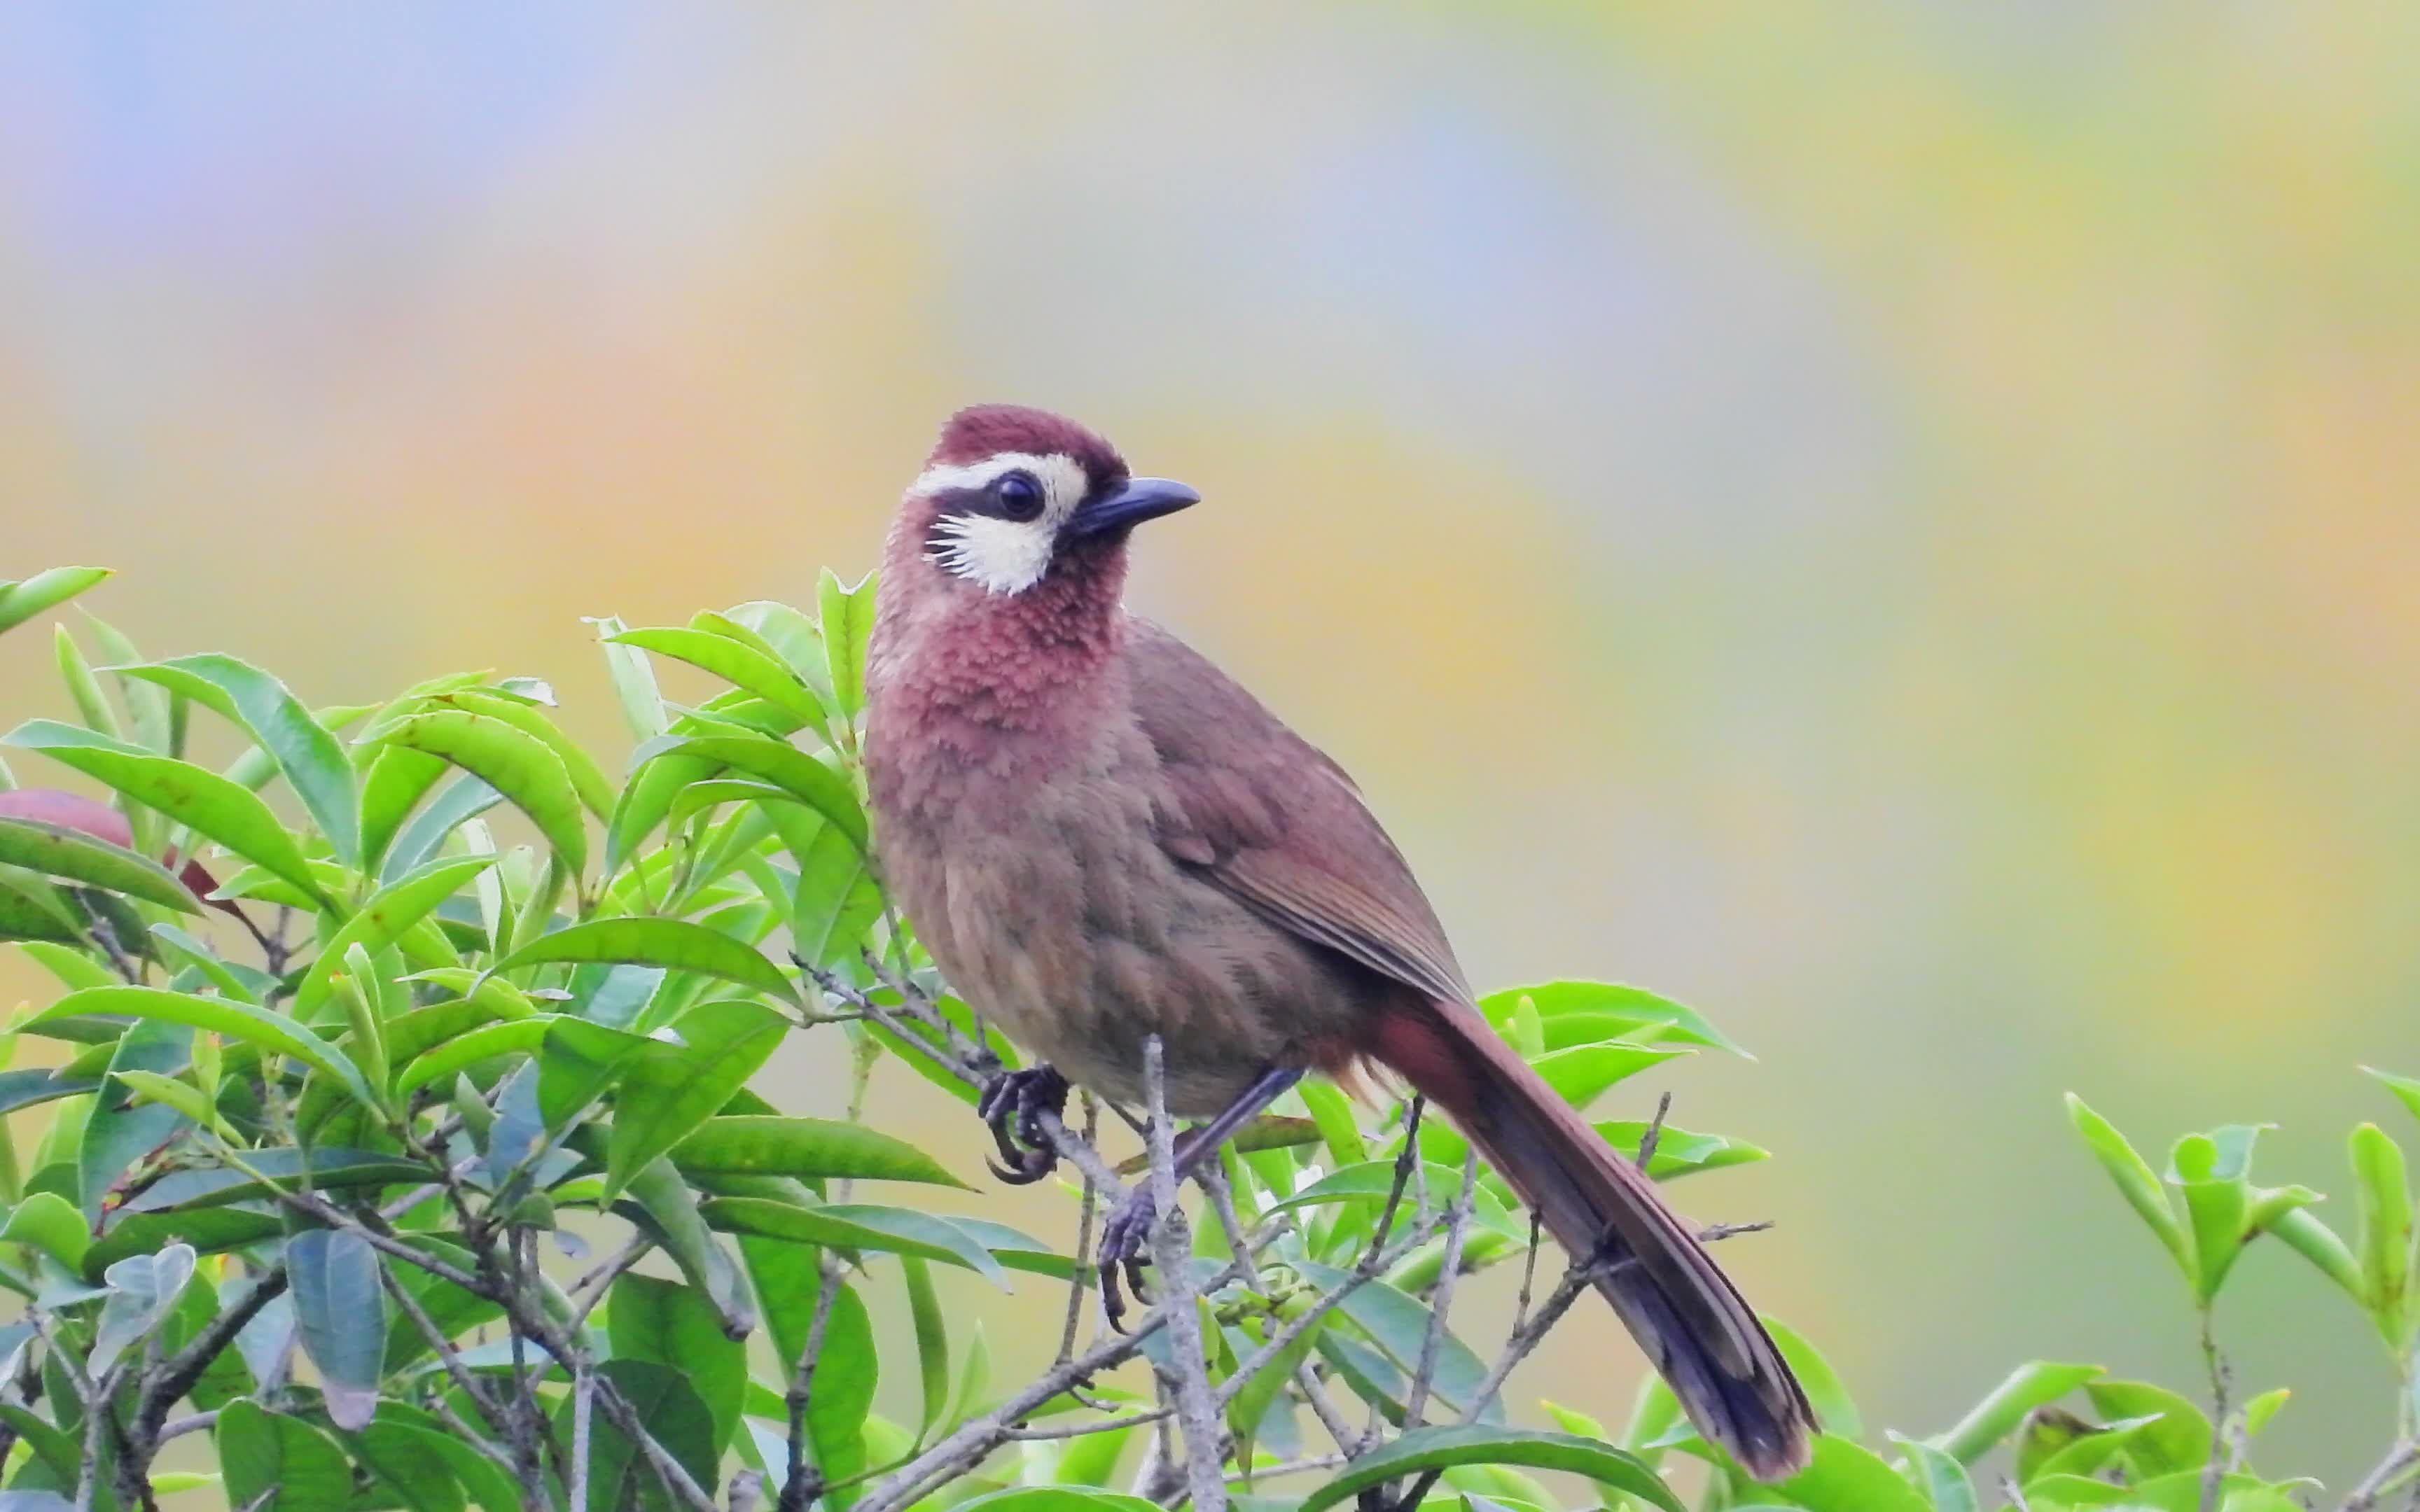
990 471 1045 522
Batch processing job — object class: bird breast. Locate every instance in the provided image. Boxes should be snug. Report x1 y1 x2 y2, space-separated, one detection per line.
868 723 1372 1116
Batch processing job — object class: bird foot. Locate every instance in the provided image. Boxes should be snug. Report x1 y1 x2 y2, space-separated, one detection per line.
977 1065 1069 1186
1096 1187 1159 1333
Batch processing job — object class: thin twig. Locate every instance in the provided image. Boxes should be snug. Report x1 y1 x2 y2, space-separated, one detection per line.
777 1252 847 1512
1635 1091 1672 1172
380 1263 509 1450
1006 1405 1177 1441
1402 1149 1480 1429
2199 1308 2228 1512
1199 1160 1358 1451
1059 1095 1101 1363
1143 1036 1228 1512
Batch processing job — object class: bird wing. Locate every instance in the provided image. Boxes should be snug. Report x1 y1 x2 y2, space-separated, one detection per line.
1125 619 1473 1005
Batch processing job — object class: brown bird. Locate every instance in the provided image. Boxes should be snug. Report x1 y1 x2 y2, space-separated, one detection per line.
861 404 1815 1478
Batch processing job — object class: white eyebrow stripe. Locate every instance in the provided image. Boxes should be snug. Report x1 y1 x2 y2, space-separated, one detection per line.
908 451 1087 505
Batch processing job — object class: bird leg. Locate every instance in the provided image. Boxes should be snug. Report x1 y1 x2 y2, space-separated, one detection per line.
978 1065 1071 1184
1098 1065 1304 1331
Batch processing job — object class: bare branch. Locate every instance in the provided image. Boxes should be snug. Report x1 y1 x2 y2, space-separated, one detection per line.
570 1367 595 1512
1402 1149 1480 1429
776 1252 847 1512
1059 1094 1101 1363
1143 1036 1228 1512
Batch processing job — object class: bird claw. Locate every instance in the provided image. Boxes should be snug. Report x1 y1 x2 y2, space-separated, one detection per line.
977 1065 1069 1186
1096 1188 1159 1333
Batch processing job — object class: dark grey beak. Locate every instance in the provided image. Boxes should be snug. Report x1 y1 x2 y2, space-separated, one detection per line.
1066 477 1200 539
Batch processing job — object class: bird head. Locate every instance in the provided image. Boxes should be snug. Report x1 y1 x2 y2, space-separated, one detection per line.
895 405 1199 598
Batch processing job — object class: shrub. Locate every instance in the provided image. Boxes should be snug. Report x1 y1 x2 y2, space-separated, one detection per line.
0 563 2409 1512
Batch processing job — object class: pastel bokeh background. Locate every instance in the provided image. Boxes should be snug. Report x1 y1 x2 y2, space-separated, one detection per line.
4 1 2418 1488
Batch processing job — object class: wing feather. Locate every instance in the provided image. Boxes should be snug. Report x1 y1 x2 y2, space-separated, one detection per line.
1125 620 1470 1004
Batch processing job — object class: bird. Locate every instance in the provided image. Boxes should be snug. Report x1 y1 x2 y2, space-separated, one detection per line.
859 403 1816 1479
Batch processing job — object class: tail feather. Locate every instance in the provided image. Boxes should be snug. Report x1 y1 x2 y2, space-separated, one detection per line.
1366 998 1816 1479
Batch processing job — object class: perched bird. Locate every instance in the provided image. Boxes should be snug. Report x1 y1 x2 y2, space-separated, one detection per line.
861 404 1815 1478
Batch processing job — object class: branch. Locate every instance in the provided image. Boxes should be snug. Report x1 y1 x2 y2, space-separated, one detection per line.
1199 1161 1357 1451
776 1252 846 1512
1143 1035 1228 1512
1401 1149 1480 1429
1058 1095 1102 1363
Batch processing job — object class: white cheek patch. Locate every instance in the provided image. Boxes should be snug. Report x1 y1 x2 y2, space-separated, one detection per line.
926 513 1059 595
912 451 1094 596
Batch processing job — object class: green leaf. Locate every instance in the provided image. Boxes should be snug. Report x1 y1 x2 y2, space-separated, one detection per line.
606 1000 788 1197
2169 1126 2266 1302
789 819 882 969
1594 1120 1769 1182
111 1069 223 1134
644 734 866 851
562 1359 722 1510
1767 1317 1859 1438
613 626 830 731
2351 1121 2414 1349
902 1254 950 1438
2241 1387 2290 1436
0 871 82 943
57 626 123 741
2365 1066 2420 1127
0 567 111 637
618 1154 756 1337
1889 1432 1977 1512
359 746 447 876
219 1397 355 1512
1931 1362 2104 1464
401 688 613 818
347 1418 468 1512
819 568 877 720
2080 1379 2211 1476
611 1272 747 1452
1 1190 90 1270
111 654 359 864
671 1114 966 1188
369 1403 521 1512
1268 1161 1523 1240
590 614 671 743
32 986 376 1114
1477 980 1744 1055
370 709 587 875
395 1016 552 1095
1529 1042 1686 1112
0 722 327 903
1772 1434 1928 1512
0 816 196 913
292 854 498 1025
284 1228 388 1430
2269 1205 2365 1301
88 1241 197 1378
490 916 799 1005
2065 1095 2190 1278
1293 1261 1497 1420
1298 1425 1681 1512
742 1236 875 1497
81 1016 192 1220
707 1196 1007 1282
86 1209 284 1279
123 1147 429 1214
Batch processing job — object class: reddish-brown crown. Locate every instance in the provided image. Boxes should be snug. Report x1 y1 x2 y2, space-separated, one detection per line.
928 405 1127 482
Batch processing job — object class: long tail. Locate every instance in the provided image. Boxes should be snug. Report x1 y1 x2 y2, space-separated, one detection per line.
1364 997 1815 1479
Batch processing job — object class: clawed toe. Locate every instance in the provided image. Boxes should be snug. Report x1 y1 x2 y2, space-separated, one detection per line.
978 1065 1069 1187
1096 1189 1158 1332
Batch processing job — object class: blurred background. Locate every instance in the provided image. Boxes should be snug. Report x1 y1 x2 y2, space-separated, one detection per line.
2 0 2417 1488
